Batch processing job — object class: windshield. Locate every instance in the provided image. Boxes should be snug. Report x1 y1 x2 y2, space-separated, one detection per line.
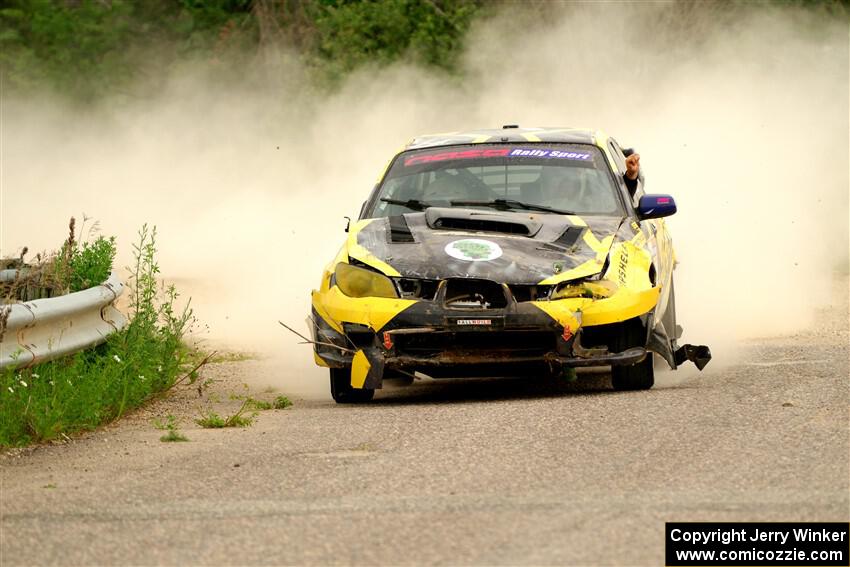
365 144 623 218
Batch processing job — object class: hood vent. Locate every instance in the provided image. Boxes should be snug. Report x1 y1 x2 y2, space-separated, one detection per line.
552 226 586 248
387 215 415 243
434 217 530 235
425 207 542 237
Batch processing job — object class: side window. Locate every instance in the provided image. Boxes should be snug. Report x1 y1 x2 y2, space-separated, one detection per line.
610 138 644 205
608 139 627 174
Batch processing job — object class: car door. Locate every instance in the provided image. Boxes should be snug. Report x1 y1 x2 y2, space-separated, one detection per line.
609 138 674 292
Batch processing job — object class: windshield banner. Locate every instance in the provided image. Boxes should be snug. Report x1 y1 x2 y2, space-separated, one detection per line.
404 147 593 166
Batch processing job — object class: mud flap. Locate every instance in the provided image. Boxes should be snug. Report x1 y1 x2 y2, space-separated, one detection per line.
674 344 712 370
351 348 386 390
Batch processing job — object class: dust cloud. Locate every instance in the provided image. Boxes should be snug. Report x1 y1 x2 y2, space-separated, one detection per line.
1 3 847 395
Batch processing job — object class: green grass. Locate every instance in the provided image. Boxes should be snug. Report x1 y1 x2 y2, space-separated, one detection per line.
210 351 256 364
184 348 256 367
195 397 256 429
159 429 189 442
245 394 293 411
154 414 189 443
248 398 273 411
0 224 194 448
193 388 292 429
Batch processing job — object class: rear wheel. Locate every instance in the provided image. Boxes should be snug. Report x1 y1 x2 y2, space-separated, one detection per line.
610 319 654 391
329 368 375 403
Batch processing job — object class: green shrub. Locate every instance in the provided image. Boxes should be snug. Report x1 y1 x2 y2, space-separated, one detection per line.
2 217 117 301
68 236 116 292
0 224 194 447
310 0 480 84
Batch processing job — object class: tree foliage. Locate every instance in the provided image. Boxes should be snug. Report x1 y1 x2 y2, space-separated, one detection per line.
0 0 484 101
310 0 479 81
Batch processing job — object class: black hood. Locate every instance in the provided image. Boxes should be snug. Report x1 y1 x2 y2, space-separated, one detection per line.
352 208 628 284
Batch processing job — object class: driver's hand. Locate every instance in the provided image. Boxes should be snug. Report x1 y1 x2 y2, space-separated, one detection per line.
625 153 640 180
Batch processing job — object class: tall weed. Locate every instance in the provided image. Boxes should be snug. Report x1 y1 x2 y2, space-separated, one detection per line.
0 225 194 447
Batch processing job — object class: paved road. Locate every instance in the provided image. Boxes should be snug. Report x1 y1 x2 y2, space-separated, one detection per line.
2 296 847 565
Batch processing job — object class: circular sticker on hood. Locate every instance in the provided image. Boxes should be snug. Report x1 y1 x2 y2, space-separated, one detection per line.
445 239 503 262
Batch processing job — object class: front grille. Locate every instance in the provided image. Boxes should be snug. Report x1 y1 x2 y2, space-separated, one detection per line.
395 278 440 300
507 284 554 302
395 330 555 358
444 278 507 309
393 279 554 303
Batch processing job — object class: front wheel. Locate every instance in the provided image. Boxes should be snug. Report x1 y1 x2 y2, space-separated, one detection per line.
610 319 654 391
329 368 375 403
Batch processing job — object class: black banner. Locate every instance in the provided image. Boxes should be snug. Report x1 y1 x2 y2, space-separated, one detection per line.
666 522 849 566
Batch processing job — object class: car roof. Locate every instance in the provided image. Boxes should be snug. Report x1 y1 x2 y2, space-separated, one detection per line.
405 126 605 150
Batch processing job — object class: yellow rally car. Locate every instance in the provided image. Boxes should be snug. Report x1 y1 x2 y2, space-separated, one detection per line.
311 126 710 403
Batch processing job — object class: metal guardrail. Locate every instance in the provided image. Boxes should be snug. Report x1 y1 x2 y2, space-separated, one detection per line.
0 273 127 370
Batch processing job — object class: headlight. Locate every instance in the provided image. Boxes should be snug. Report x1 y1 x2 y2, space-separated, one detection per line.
551 279 617 300
334 263 398 298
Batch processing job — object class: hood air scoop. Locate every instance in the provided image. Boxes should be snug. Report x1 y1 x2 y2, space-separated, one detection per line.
387 215 416 243
425 207 542 237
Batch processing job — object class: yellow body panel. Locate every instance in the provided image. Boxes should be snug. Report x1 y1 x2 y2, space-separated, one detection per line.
536 229 660 328
351 350 370 388
581 287 660 326
313 286 417 332
529 301 584 331
312 220 417 335
531 286 659 329
604 241 654 290
346 219 402 276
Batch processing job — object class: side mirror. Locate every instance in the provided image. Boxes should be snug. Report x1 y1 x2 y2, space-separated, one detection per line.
637 194 677 220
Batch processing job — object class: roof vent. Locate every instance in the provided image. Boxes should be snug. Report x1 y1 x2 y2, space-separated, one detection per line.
502 124 519 129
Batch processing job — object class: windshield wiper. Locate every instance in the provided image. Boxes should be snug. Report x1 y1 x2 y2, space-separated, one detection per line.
380 197 433 211
450 198 575 215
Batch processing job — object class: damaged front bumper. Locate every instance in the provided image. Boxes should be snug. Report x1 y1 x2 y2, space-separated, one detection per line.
311 283 711 389
312 312 681 391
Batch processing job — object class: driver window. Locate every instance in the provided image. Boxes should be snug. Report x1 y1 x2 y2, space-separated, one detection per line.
608 140 627 174
611 138 644 205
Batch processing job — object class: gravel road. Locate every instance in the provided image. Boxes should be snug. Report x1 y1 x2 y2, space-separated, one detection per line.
2 285 847 566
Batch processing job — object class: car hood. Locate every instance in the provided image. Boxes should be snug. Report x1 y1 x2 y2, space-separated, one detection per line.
350 208 629 284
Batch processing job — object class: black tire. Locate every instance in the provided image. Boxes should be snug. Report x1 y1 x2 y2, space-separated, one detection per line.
329 368 375 403
610 318 654 391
